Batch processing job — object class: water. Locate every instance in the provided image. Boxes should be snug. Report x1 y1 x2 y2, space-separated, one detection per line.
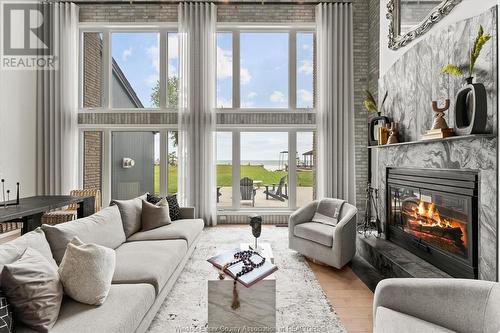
217 160 285 171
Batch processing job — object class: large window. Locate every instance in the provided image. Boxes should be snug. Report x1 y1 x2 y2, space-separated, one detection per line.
216 29 315 110
80 28 178 110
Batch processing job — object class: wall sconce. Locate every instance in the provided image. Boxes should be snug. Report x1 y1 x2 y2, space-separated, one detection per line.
122 157 135 169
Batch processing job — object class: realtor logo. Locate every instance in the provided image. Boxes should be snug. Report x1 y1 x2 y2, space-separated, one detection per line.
1 2 56 69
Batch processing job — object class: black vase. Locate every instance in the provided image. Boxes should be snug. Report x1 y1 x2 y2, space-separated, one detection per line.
368 112 390 146
453 77 487 135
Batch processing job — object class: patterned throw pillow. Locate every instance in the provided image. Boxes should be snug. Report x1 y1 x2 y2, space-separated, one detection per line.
147 194 181 221
0 292 13 333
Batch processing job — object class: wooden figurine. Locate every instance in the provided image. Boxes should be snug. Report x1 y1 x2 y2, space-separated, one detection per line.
422 99 454 140
387 122 399 144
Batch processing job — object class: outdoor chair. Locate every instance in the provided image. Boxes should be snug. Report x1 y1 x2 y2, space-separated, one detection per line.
264 176 288 201
41 189 101 225
240 177 257 207
217 186 222 203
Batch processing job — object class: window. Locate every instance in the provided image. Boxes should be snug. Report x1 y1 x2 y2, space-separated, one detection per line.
296 132 315 207
216 29 315 110
167 131 178 194
80 29 178 110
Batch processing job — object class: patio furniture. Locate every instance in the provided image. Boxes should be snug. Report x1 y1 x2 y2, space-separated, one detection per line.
264 176 288 201
217 186 222 203
240 177 257 207
289 198 357 268
41 189 101 226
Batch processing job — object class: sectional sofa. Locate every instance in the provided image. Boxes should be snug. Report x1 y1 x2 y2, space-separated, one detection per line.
0 199 204 333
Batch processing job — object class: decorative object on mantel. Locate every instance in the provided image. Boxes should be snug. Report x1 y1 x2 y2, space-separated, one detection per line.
386 122 399 144
1 179 20 208
358 182 381 238
441 26 491 135
248 214 262 252
364 90 390 146
378 126 389 145
422 99 455 140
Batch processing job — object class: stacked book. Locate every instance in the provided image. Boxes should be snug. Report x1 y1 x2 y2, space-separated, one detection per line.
207 249 278 287
422 128 454 140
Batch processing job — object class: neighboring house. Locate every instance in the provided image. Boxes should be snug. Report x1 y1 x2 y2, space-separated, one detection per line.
111 58 144 108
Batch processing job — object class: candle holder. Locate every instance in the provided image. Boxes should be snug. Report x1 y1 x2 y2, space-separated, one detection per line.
249 215 263 252
1 180 20 208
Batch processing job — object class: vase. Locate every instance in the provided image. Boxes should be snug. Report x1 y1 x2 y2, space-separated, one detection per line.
368 112 390 146
453 77 487 135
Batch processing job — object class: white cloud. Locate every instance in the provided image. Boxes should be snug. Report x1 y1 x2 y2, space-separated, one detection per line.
147 45 159 73
302 43 311 50
270 91 285 103
217 97 232 108
217 46 232 79
298 60 313 75
298 89 313 104
247 92 257 99
145 73 159 87
122 47 132 61
168 34 178 59
240 68 252 85
241 100 255 108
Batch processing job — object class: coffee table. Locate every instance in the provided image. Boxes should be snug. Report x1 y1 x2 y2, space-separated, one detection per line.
207 243 276 332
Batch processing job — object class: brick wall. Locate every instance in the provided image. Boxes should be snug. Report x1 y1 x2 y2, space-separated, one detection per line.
83 32 103 108
83 131 103 191
78 0 375 216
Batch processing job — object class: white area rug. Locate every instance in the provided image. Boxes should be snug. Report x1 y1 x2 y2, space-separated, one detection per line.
148 226 346 333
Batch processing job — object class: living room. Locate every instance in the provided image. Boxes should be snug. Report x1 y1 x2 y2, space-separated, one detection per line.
0 0 498 332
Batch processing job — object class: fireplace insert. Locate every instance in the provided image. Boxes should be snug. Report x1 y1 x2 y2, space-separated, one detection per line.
387 168 478 279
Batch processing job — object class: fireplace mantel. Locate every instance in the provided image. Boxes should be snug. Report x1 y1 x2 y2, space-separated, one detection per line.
367 134 495 149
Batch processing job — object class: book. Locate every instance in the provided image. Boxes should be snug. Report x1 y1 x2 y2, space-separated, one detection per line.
207 248 278 288
427 128 454 134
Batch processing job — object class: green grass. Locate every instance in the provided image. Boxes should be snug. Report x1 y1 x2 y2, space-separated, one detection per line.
154 164 313 194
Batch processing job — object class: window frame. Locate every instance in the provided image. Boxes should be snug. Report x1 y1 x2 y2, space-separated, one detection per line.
78 23 178 113
215 23 316 113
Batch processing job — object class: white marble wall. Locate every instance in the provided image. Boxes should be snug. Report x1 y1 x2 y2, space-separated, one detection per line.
375 7 498 281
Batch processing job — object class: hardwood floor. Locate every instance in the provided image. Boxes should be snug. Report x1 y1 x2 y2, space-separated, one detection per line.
308 260 374 333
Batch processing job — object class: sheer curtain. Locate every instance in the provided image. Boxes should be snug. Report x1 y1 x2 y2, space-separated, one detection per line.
36 3 79 195
316 3 356 204
177 2 217 225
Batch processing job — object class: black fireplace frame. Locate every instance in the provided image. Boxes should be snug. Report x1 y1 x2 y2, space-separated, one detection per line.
386 167 479 279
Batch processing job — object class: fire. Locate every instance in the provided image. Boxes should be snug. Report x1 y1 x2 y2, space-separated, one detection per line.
413 201 452 228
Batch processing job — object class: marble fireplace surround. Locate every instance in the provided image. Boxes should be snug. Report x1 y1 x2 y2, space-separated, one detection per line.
372 7 498 281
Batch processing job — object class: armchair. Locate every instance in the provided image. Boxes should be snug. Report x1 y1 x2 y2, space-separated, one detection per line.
288 199 357 269
373 278 500 333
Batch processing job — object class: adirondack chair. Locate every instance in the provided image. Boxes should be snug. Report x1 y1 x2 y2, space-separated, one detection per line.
240 177 257 207
264 176 288 201
217 186 222 203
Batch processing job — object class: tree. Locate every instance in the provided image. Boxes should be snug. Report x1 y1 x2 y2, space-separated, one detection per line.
151 77 179 146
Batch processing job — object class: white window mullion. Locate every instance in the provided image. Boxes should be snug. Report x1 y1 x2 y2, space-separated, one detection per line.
288 131 297 209
233 31 240 109
102 129 112 206
289 30 297 111
159 130 168 196
232 131 241 209
160 30 167 109
103 30 111 109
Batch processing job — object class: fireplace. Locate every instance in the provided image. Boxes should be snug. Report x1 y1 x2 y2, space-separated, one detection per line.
387 168 478 279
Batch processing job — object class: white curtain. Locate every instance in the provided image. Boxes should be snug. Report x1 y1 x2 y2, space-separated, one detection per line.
36 2 79 195
178 2 217 225
316 3 356 204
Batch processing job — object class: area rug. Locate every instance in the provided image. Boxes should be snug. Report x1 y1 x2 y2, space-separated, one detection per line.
147 226 346 333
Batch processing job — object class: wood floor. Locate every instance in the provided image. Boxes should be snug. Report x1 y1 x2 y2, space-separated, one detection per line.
308 260 374 333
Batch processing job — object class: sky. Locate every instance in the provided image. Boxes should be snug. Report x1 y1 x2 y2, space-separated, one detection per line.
112 32 314 161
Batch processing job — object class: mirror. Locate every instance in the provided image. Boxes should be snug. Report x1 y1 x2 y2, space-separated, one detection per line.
387 0 462 50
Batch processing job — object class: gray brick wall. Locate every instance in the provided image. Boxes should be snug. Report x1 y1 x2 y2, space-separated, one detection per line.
78 0 374 216
83 131 103 191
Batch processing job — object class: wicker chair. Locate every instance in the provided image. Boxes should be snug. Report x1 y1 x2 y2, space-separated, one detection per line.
41 189 101 226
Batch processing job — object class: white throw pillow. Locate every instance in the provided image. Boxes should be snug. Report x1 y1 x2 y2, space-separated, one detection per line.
58 237 116 305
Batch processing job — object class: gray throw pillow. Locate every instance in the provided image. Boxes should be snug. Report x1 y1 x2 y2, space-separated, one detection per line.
111 195 146 237
141 199 171 231
1 248 63 333
311 198 346 226
58 237 115 305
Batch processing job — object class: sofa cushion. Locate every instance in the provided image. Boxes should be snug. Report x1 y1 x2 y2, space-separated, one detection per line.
294 222 334 247
0 228 56 276
42 205 126 264
375 306 456 333
141 199 171 231
15 284 156 333
111 195 146 238
112 240 187 295
127 219 204 247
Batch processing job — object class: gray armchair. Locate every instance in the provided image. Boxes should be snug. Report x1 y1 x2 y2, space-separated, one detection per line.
288 199 357 269
373 278 500 333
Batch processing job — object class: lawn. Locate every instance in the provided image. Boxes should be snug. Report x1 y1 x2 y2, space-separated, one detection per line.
155 164 313 194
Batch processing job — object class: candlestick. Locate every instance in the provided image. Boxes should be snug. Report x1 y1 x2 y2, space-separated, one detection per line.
6 190 10 203
1 179 5 208
16 182 19 205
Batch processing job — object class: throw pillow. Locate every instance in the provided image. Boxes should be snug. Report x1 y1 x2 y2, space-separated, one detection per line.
311 198 346 226
1 248 63 333
147 193 181 221
0 292 13 333
58 237 116 306
141 200 171 231
111 194 146 237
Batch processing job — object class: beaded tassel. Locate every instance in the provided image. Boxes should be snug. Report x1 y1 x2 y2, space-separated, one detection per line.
231 280 240 310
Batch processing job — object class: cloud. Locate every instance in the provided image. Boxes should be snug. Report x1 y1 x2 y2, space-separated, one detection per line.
122 47 132 61
298 60 313 75
147 45 159 73
217 46 232 79
145 73 159 87
217 97 232 108
240 68 252 85
241 100 255 108
168 34 178 59
247 92 257 99
270 91 285 103
298 89 313 104
302 43 311 50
